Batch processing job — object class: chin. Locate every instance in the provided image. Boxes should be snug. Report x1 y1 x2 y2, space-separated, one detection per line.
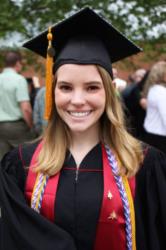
69 127 87 133
67 124 91 132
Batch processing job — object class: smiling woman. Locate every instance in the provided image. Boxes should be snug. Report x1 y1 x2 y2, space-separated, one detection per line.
0 6 166 250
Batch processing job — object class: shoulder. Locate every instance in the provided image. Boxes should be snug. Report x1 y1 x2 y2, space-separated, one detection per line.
10 72 27 87
36 87 46 99
0 141 40 189
1 147 21 172
134 145 166 248
19 140 41 166
138 144 166 179
39 87 46 94
0 147 25 189
135 144 166 209
0 141 40 188
149 85 166 97
1 140 40 172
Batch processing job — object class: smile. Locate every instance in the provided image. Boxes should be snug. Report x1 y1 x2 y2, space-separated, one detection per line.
68 111 91 117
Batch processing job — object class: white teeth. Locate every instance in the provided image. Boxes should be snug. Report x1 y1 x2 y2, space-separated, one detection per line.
69 111 91 117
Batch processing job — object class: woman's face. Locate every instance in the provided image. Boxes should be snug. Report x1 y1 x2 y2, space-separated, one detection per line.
55 64 106 135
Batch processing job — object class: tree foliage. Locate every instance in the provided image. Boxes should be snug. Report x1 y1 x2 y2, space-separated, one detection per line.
0 0 165 41
0 0 25 36
0 0 165 70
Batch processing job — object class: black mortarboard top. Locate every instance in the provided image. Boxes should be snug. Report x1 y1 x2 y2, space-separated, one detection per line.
23 6 142 78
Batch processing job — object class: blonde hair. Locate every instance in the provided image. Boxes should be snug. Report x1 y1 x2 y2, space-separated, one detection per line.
35 65 143 177
143 61 166 97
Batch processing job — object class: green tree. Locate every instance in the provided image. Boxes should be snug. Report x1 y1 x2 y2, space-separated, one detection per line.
0 0 165 70
23 0 166 40
1 0 165 41
0 0 26 36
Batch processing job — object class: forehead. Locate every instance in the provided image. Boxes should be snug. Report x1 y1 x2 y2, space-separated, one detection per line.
56 64 103 82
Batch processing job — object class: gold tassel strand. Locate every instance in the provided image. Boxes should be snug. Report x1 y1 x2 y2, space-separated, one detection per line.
44 27 54 120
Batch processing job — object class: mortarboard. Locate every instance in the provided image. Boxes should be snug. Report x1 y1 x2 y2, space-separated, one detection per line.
23 6 142 120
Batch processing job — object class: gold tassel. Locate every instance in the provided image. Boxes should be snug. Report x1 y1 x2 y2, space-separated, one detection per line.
44 27 54 120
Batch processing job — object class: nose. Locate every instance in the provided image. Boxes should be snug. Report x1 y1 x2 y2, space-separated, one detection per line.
71 90 86 105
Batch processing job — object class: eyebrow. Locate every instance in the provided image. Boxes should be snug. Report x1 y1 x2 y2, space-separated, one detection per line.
56 81 102 85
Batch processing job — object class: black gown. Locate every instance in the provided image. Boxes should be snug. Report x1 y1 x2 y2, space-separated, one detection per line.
0 141 166 250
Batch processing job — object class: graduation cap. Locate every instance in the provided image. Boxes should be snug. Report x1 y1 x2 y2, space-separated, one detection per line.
23 6 142 120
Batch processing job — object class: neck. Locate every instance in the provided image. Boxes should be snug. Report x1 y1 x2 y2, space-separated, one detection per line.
70 125 101 166
5 66 18 72
13 65 19 73
71 124 100 148
71 133 100 151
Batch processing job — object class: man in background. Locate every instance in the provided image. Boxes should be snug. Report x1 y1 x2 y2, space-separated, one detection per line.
0 51 33 160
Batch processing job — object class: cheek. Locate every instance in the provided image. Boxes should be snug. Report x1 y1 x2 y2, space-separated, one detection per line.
91 91 106 109
99 92 106 111
54 89 66 108
54 93 62 111
55 95 72 115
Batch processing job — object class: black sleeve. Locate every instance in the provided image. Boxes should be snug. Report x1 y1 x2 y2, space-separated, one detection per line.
0 148 76 250
135 147 166 250
0 147 27 191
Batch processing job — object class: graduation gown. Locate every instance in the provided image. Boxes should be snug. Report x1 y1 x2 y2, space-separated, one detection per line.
141 131 166 154
0 142 166 250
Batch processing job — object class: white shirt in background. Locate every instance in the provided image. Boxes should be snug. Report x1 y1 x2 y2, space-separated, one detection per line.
144 84 166 136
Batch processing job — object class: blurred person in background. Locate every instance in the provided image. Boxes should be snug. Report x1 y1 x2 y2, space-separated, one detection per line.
122 68 147 100
112 67 127 93
141 61 166 154
122 68 147 138
132 68 147 84
0 51 34 160
33 86 48 135
26 76 40 109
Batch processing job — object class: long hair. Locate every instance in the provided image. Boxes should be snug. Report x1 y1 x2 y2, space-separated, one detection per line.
97 66 143 176
35 65 143 177
143 61 166 97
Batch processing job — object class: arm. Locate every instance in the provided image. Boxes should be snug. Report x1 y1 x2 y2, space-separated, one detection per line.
139 97 147 110
19 101 33 129
16 76 32 129
0 149 76 250
157 92 166 128
135 148 166 250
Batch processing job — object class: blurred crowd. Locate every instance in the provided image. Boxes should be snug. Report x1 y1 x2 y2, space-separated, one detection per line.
0 50 166 160
116 61 166 155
